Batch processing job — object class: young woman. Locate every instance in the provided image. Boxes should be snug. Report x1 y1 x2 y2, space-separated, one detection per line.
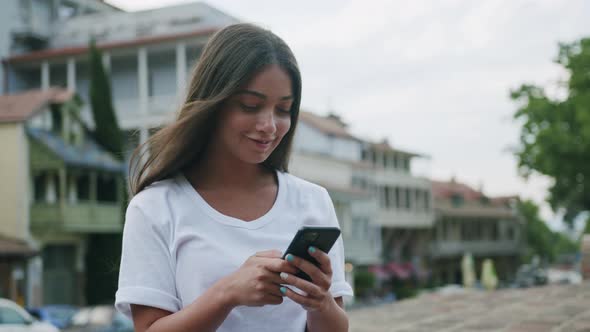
115 23 353 332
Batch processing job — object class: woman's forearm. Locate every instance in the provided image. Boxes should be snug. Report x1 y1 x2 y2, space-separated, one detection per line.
306 297 349 332
146 279 236 332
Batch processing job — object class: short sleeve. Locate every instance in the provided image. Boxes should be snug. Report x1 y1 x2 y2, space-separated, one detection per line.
115 203 181 319
321 188 355 298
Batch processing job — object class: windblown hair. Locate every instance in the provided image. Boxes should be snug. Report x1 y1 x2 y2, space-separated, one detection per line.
128 23 302 196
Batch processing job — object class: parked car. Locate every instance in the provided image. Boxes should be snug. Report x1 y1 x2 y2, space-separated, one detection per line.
63 305 133 332
27 305 79 329
0 298 59 332
514 263 548 288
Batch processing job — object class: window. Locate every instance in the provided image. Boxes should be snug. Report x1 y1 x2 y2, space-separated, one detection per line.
384 186 391 208
76 174 90 201
0 307 28 325
58 2 77 20
97 175 117 202
451 193 464 207
395 187 401 208
33 173 46 202
507 226 514 241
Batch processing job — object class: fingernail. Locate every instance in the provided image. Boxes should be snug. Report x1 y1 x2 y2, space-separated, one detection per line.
308 246 316 254
280 272 289 280
280 286 287 295
286 254 294 262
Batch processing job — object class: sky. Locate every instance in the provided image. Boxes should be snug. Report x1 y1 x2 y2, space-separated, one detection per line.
110 0 590 231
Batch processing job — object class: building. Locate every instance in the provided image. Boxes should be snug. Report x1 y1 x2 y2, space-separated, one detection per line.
290 112 382 293
0 0 121 95
360 140 434 282
0 88 125 306
429 179 524 285
3 1 238 150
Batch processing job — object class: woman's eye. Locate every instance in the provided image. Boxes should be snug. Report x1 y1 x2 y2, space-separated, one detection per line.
240 103 259 111
276 107 291 114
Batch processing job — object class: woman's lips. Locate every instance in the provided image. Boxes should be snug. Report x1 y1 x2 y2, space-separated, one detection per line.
248 137 273 150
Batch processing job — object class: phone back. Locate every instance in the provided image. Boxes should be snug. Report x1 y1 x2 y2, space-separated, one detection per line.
283 227 341 281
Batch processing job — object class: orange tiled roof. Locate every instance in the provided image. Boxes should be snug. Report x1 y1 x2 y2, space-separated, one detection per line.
0 88 74 123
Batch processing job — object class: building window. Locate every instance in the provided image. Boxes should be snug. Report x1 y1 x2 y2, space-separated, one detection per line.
507 226 514 241
76 174 90 201
33 173 46 202
451 193 464 207
395 187 401 208
58 2 77 20
97 174 117 202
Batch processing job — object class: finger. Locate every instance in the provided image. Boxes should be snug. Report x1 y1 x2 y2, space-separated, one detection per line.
262 293 284 305
280 286 316 309
279 272 323 298
307 246 333 276
262 258 299 275
285 254 330 289
254 250 282 258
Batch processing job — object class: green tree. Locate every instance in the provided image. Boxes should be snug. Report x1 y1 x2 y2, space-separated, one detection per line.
86 40 125 305
89 40 124 160
511 38 590 228
518 200 578 262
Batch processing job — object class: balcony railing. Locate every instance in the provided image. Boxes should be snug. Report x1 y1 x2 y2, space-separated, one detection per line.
31 201 123 233
429 240 521 258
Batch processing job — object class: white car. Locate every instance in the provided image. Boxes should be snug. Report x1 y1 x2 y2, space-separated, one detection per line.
0 299 59 332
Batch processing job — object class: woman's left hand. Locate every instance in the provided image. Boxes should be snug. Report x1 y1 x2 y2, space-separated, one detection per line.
280 247 336 312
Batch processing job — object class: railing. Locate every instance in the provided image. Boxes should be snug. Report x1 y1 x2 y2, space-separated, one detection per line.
31 201 123 233
429 240 521 258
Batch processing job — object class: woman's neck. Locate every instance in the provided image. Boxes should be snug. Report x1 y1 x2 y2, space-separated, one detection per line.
186 147 274 191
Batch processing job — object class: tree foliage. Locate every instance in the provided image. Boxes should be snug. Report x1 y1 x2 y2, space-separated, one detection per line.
86 40 125 305
89 40 124 160
518 200 578 263
511 38 590 227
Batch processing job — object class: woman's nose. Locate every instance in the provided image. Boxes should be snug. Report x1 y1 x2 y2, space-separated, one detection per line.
255 110 277 134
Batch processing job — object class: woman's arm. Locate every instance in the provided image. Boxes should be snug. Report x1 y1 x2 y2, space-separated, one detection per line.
131 280 234 332
281 250 349 332
306 297 348 332
130 250 298 332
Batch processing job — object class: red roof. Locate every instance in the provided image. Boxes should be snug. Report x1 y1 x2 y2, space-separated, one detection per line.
431 179 484 201
4 27 218 64
431 179 519 206
0 88 74 123
299 111 359 140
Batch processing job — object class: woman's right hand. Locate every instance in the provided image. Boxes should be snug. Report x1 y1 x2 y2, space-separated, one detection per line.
220 250 299 307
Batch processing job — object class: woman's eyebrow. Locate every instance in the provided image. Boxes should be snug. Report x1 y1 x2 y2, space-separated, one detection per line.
236 90 293 100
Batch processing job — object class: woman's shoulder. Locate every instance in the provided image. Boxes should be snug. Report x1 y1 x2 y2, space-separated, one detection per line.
127 175 184 211
280 171 329 200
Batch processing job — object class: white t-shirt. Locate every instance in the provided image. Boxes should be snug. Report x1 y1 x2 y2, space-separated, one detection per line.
115 170 353 332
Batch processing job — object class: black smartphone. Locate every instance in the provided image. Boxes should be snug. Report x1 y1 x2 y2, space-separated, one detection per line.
282 226 341 282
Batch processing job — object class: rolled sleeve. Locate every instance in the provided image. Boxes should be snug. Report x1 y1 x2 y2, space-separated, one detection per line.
115 203 180 318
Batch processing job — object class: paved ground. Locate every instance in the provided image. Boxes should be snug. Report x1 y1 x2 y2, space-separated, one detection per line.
349 282 590 332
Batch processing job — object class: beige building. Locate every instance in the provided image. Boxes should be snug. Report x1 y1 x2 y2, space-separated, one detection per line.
429 179 523 285
0 88 125 306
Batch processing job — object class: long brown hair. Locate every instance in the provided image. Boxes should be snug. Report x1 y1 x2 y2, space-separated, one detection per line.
129 23 302 196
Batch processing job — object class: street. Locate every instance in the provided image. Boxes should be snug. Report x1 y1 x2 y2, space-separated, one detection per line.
349 282 590 332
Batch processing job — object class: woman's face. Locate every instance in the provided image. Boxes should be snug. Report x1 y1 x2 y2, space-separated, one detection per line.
214 64 294 165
